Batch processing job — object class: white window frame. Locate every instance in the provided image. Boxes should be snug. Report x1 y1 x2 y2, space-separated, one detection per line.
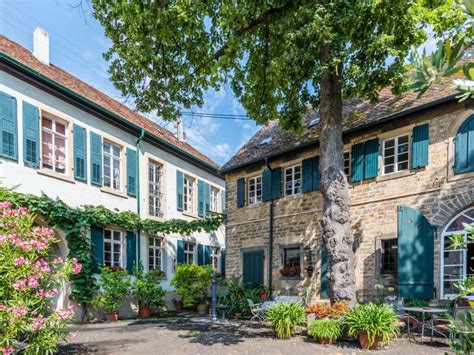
148 236 164 271
148 161 163 217
184 242 195 265
382 134 410 175
248 176 262 205
103 229 123 268
343 150 351 179
103 141 122 190
211 246 220 270
183 175 195 213
284 164 302 196
41 115 68 174
210 187 219 212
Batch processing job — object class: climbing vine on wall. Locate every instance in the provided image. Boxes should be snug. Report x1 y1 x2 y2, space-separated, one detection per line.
0 187 225 308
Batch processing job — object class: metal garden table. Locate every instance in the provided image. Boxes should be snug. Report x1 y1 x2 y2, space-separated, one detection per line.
401 306 448 341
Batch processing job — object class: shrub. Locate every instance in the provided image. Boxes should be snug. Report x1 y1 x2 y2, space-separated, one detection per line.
344 303 399 348
132 268 166 309
308 318 342 344
265 303 306 339
0 201 80 354
170 264 212 308
92 267 131 313
221 277 268 316
306 302 349 319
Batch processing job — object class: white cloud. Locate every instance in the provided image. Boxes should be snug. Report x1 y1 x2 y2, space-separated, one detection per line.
242 123 252 130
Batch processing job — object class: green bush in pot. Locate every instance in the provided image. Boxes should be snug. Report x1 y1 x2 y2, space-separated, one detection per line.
265 303 306 339
132 268 166 318
170 264 212 309
308 318 342 344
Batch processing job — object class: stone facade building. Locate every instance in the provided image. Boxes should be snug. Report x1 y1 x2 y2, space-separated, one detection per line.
221 77 474 302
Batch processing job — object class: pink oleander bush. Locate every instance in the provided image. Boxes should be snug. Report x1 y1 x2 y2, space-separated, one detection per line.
0 201 82 354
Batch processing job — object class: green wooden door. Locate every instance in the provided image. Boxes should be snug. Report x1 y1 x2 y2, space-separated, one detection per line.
397 205 434 299
243 250 264 285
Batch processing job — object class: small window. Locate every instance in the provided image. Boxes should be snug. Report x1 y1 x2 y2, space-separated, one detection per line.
184 242 195 264
104 229 123 268
343 151 350 178
148 236 163 271
381 239 397 275
248 176 262 205
383 135 409 174
260 137 272 146
148 161 163 217
103 141 122 190
41 115 67 174
283 247 301 270
183 175 195 213
210 187 219 212
211 246 220 270
308 117 320 128
284 165 302 196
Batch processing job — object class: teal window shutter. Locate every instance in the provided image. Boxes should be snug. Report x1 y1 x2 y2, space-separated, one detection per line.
220 249 225 277
221 191 226 212
73 124 87 181
312 156 321 190
237 178 245 208
321 245 328 299
204 182 210 216
176 171 184 211
454 115 474 174
0 92 18 160
198 180 205 216
302 158 313 193
90 226 104 273
262 169 272 201
204 245 211 265
90 132 102 186
126 231 137 273
271 167 282 199
364 138 379 179
412 123 429 169
351 142 365 182
22 102 39 167
126 148 137 196
197 244 204 265
176 240 185 264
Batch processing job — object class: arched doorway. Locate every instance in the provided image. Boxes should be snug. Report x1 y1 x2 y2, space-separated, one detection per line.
440 207 474 299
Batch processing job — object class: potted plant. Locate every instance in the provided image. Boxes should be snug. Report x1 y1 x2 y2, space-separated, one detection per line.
132 268 166 318
308 318 342 344
265 303 306 339
173 296 183 311
344 303 399 349
92 267 131 321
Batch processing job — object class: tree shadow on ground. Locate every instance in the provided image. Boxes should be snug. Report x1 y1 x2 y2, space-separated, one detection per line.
59 338 139 354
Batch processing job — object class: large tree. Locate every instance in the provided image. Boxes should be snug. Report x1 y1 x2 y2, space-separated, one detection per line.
91 0 464 306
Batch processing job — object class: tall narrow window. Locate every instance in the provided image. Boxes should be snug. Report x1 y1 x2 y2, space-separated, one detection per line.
383 135 409 174
284 165 302 196
184 242 195 264
343 151 351 178
103 142 121 190
41 115 67 174
183 175 195 213
381 239 397 275
148 161 163 217
248 176 262 205
210 187 219 212
148 236 163 271
211 246 220 270
104 229 123 268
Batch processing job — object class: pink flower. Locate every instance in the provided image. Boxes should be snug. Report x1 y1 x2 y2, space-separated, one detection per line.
0 235 5 242
32 315 45 331
0 201 13 209
14 256 27 266
10 305 28 321
13 279 27 291
71 258 82 274
0 304 6 311
1 346 13 355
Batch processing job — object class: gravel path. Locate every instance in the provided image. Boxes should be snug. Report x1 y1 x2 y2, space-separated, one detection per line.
60 316 450 354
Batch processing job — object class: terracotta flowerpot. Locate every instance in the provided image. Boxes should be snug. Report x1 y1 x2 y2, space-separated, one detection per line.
197 303 209 315
234 312 242 319
319 337 335 345
105 311 118 322
174 300 183 311
139 306 152 318
358 331 381 350
260 292 269 301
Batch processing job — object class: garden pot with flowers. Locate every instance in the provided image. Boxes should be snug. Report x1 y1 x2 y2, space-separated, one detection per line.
132 267 166 318
92 267 131 321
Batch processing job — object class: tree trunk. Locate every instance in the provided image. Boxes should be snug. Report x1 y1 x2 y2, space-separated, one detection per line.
318 43 357 307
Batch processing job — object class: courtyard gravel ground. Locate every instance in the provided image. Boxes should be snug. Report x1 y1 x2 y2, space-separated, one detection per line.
60 315 450 355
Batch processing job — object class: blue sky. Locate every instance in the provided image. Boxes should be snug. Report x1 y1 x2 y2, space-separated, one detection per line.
0 0 260 165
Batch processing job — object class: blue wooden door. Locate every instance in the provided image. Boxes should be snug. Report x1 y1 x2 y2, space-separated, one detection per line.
397 205 434 299
243 250 264 285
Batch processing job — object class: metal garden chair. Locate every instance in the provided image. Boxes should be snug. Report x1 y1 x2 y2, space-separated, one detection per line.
247 299 264 322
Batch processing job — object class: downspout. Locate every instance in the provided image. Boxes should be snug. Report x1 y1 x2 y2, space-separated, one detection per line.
265 158 274 297
136 129 145 268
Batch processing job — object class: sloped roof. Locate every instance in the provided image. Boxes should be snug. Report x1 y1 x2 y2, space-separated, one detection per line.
221 70 465 173
0 35 219 169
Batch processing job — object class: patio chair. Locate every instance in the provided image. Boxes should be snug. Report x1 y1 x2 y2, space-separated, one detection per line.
247 299 264 322
431 298 472 343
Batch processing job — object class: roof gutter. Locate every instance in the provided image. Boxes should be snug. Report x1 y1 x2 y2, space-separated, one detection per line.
0 53 222 178
220 93 459 175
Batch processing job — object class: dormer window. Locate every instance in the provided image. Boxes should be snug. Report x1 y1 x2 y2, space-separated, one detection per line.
308 117 320 128
260 137 271 146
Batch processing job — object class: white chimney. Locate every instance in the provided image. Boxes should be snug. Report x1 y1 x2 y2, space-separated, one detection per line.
33 27 49 65
175 119 185 142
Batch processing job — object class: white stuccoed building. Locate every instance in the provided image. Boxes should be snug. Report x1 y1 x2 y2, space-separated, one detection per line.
0 29 225 318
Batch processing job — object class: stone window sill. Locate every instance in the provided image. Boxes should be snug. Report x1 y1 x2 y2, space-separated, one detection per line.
182 211 199 219
100 187 128 199
279 275 302 281
37 169 75 184
448 169 474 182
376 170 415 182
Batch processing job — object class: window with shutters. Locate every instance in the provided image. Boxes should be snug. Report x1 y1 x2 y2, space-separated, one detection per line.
103 141 122 190
248 176 262 205
381 239 397 275
104 229 123 268
148 161 163 217
183 175 195 213
211 246 220 270
148 236 163 271
454 114 474 174
283 247 301 269
284 165 302 196
41 115 67 174
343 151 351 179
382 135 409 174
210 187 219 212
184 242 195 264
